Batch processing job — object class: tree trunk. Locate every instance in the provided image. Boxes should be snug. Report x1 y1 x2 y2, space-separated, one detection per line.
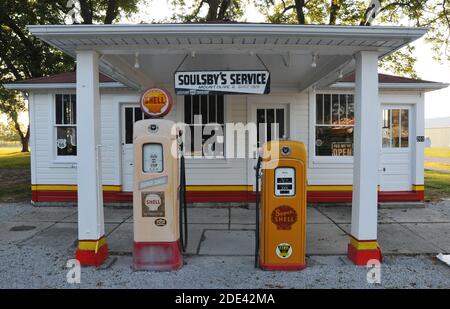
20 135 29 152
294 0 306 24
329 0 341 25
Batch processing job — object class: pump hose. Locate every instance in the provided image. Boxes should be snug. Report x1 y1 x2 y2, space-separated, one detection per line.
254 156 262 268
179 155 188 252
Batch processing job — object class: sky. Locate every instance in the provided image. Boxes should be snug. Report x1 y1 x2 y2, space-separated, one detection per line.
1 0 449 127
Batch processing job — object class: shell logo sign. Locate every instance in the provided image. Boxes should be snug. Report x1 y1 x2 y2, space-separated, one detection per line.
140 88 173 117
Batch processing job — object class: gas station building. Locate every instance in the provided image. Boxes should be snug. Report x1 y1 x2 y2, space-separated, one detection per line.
5 23 448 266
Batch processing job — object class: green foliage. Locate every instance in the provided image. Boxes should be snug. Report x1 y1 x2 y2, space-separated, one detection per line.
255 0 450 77
0 122 20 142
0 0 144 152
170 0 246 22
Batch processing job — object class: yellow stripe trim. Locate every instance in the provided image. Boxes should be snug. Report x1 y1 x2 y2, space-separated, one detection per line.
350 238 379 250
78 237 107 251
413 185 424 191
186 185 253 192
32 185 122 192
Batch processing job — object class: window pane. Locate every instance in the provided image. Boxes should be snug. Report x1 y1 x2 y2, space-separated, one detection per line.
347 94 354 123
71 95 77 124
401 109 409 147
276 108 285 139
257 109 265 148
55 94 62 124
134 107 143 122
266 109 275 142
63 95 72 124
339 94 347 123
201 95 208 124
382 109 391 148
125 107 133 144
217 95 224 124
323 94 331 124
316 94 323 124
392 109 400 147
56 126 77 156
193 95 200 121
184 96 191 124
316 126 353 156
208 95 216 123
332 94 339 124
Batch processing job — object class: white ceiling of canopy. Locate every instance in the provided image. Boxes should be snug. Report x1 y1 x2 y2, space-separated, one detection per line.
28 24 426 91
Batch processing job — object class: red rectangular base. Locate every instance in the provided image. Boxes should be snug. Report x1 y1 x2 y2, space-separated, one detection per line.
259 261 306 271
133 240 183 271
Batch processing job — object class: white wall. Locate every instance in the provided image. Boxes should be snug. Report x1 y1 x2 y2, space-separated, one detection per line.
29 87 424 189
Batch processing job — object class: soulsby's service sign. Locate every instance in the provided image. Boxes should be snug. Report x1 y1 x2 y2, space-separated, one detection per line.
175 70 270 95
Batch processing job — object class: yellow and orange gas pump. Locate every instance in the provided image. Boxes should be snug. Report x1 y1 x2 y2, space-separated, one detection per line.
255 140 307 270
132 119 188 271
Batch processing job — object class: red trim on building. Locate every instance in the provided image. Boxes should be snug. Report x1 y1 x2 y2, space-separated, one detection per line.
31 188 424 204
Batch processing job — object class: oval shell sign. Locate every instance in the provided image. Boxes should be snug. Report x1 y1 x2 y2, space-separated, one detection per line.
140 88 173 118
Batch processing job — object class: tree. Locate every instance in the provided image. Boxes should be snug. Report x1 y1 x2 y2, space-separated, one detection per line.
0 0 142 152
255 0 450 78
170 0 245 22
0 91 29 151
0 121 21 143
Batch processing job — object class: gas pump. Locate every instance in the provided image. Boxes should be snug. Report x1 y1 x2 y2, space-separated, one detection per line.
255 140 307 270
132 119 188 271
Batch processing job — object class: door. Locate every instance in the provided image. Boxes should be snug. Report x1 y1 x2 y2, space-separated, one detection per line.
380 105 412 191
249 104 288 190
121 104 150 191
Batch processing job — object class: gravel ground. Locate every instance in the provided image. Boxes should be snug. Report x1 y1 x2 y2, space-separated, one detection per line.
0 244 449 289
1 200 450 289
429 198 450 217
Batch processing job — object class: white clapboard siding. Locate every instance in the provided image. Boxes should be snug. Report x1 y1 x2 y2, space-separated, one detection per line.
184 95 248 186
28 87 420 192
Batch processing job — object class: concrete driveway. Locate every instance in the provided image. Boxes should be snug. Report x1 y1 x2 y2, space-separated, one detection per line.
1 201 450 288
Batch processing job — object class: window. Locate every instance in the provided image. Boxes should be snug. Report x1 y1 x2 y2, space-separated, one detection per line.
382 108 409 148
55 94 77 156
124 107 150 144
256 108 286 148
315 94 354 157
184 95 225 157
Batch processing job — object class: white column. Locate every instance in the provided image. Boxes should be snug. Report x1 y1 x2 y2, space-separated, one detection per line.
351 51 379 241
76 50 105 241
414 95 425 188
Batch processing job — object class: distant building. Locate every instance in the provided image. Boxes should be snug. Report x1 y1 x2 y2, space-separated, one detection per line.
425 117 450 148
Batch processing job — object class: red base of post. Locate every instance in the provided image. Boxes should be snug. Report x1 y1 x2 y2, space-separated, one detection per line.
133 240 183 271
347 244 382 266
75 244 109 267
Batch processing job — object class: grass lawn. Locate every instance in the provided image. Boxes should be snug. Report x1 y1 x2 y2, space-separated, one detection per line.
424 170 450 201
0 147 30 169
0 147 31 202
424 161 450 172
425 148 450 158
